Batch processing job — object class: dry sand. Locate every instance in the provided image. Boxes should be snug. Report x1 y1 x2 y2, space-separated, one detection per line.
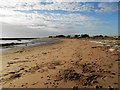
1 39 119 89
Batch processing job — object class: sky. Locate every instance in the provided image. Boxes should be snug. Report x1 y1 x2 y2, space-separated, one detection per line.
0 0 119 38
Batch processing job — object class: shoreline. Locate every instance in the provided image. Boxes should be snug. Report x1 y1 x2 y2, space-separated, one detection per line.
1 39 119 88
1 38 61 53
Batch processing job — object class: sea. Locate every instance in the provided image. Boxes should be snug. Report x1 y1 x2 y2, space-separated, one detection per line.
0 38 58 51
0 39 32 51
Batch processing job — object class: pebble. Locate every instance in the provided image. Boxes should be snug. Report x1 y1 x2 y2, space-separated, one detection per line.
72 86 78 90
96 85 102 89
44 82 48 85
41 77 43 78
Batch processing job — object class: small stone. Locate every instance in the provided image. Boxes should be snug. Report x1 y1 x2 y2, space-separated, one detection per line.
111 73 116 75
92 80 98 84
21 84 24 87
96 85 99 89
42 52 47 54
72 86 78 90
96 85 102 89
44 82 48 85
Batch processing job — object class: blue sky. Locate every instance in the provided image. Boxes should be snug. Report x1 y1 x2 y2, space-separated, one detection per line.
0 1 119 37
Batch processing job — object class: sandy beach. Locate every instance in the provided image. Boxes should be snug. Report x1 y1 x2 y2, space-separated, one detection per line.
1 38 119 89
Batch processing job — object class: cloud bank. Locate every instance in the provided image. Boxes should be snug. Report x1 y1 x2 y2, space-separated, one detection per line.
0 1 118 37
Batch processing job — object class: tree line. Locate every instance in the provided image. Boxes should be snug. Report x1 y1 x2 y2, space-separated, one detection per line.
49 34 119 40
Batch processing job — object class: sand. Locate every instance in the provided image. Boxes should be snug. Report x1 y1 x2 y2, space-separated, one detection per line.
1 39 119 89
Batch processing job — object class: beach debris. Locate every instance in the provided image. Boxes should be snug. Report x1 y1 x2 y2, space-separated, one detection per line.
44 82 49 85
37 69 45 73
2 73 9 76
51 60 61 66
108 85 114 89
47 60 63 69
21 84 25 87
9 71 16 74
91 46 97 48
111 73 116 75
7 60 29 65
92 80 99 84
115 58 120 61
15 50 23 53
58 69 82 81
42 52 47 54
10 73 21 79
2 67 25 79
48 65 56 69
97 45 104 48
96 85 103 89
72 86 78 90
82 65 92 73
32 82 39 85
83 74 100 86
28 64 42 73
20 67 24 71
90 40 120 52
109 48 115 52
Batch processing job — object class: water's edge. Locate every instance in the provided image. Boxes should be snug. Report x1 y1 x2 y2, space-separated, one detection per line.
0 38 60 52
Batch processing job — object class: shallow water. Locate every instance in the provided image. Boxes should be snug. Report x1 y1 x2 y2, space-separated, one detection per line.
0 40 31 44
0 38 59 52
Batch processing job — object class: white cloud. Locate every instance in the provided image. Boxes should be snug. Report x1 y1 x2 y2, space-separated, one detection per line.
0 1 118 12
97 2 118 12
0 1 118 37
0 1 117 27
0 8 101 34
0 2 118 29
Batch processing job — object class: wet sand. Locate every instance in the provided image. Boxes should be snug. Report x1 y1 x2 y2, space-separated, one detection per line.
1 39 119 88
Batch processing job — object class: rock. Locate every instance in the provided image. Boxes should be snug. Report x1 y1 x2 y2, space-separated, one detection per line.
115 58 120 61
51 60 61 66
72 86 78 90
21 84 24 87
111 73 116 75
60 69 82 81
108 86 114 90
20 68 24 70
32 82 38 85
109 48 115 52
28 65 42 73
44 82 48 85
48 65 56 69
82 65 91 72
96 85 102 89
41 77 43 78
42 52 47 54
91 46 97 48
84 74 100 85
92 80 98 84
9 71 16 74
10 73 21 79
